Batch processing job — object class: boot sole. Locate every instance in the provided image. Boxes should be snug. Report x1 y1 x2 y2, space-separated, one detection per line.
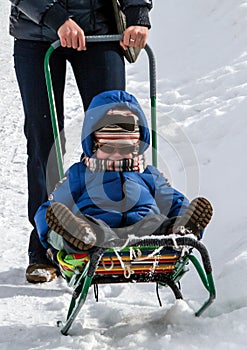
174 197 213 236
46 203 96 250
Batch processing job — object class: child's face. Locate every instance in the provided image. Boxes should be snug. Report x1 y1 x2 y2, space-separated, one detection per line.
94 108 139 160
95 143 136 160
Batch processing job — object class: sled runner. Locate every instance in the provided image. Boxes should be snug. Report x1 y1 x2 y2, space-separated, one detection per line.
44 35 216 335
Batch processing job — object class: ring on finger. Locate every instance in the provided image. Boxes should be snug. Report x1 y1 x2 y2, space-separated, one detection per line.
130 38 135 42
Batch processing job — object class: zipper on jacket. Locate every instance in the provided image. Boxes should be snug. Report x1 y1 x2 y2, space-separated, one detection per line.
60 0 68 10
119 172 127 226
90 0 96 31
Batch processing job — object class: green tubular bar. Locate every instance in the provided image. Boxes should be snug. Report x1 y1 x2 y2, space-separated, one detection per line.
60 248 106 335
44 45 64 179
60 258 94 335
188 255 216 317
161 252 216 317
171 255 190 283
61 276 93 335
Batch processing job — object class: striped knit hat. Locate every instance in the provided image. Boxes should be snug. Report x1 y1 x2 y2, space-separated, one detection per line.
93 108 140 147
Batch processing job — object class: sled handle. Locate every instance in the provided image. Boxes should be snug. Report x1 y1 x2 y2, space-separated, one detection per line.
44 35 157 179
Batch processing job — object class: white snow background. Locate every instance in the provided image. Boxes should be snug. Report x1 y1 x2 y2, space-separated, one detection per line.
1 0 247 349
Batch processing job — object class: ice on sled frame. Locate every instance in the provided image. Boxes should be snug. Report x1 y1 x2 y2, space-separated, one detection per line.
44 35 216 335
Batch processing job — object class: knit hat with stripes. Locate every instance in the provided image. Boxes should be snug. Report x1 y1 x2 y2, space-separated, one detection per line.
94 108 140 146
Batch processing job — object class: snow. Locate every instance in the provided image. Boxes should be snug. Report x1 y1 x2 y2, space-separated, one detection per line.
1 0 247 348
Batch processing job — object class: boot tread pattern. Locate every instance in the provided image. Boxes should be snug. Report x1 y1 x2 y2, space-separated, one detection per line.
46 203 96 250
175 197 213 236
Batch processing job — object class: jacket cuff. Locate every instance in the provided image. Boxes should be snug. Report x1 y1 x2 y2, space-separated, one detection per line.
125 6 151 29
42 3 70 33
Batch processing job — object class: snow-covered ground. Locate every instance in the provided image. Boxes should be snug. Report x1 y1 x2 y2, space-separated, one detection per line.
1 0 247 349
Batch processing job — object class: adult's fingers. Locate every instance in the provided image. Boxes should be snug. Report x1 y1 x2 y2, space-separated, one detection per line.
58 19 86 51
123 26 149 49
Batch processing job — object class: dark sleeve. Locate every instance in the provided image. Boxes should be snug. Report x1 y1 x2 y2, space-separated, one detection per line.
121 0 152 28
42 3 70 33
9 0 70 32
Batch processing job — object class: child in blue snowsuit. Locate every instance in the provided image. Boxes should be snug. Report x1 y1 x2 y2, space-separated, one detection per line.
34 90 212 253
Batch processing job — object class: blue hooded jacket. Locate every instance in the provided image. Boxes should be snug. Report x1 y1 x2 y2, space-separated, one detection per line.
35 90 189 248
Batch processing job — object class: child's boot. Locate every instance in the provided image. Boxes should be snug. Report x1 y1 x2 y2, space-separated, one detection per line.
46 202 96 250
173 197 213 237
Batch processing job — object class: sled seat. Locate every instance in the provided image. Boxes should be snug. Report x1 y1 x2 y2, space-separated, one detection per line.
57 244 183 281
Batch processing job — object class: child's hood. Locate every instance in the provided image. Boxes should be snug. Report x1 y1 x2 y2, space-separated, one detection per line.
81 90 150 157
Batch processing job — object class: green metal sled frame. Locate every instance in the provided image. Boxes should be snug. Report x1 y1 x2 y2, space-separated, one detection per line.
57 237 216 335
44 35 216 335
